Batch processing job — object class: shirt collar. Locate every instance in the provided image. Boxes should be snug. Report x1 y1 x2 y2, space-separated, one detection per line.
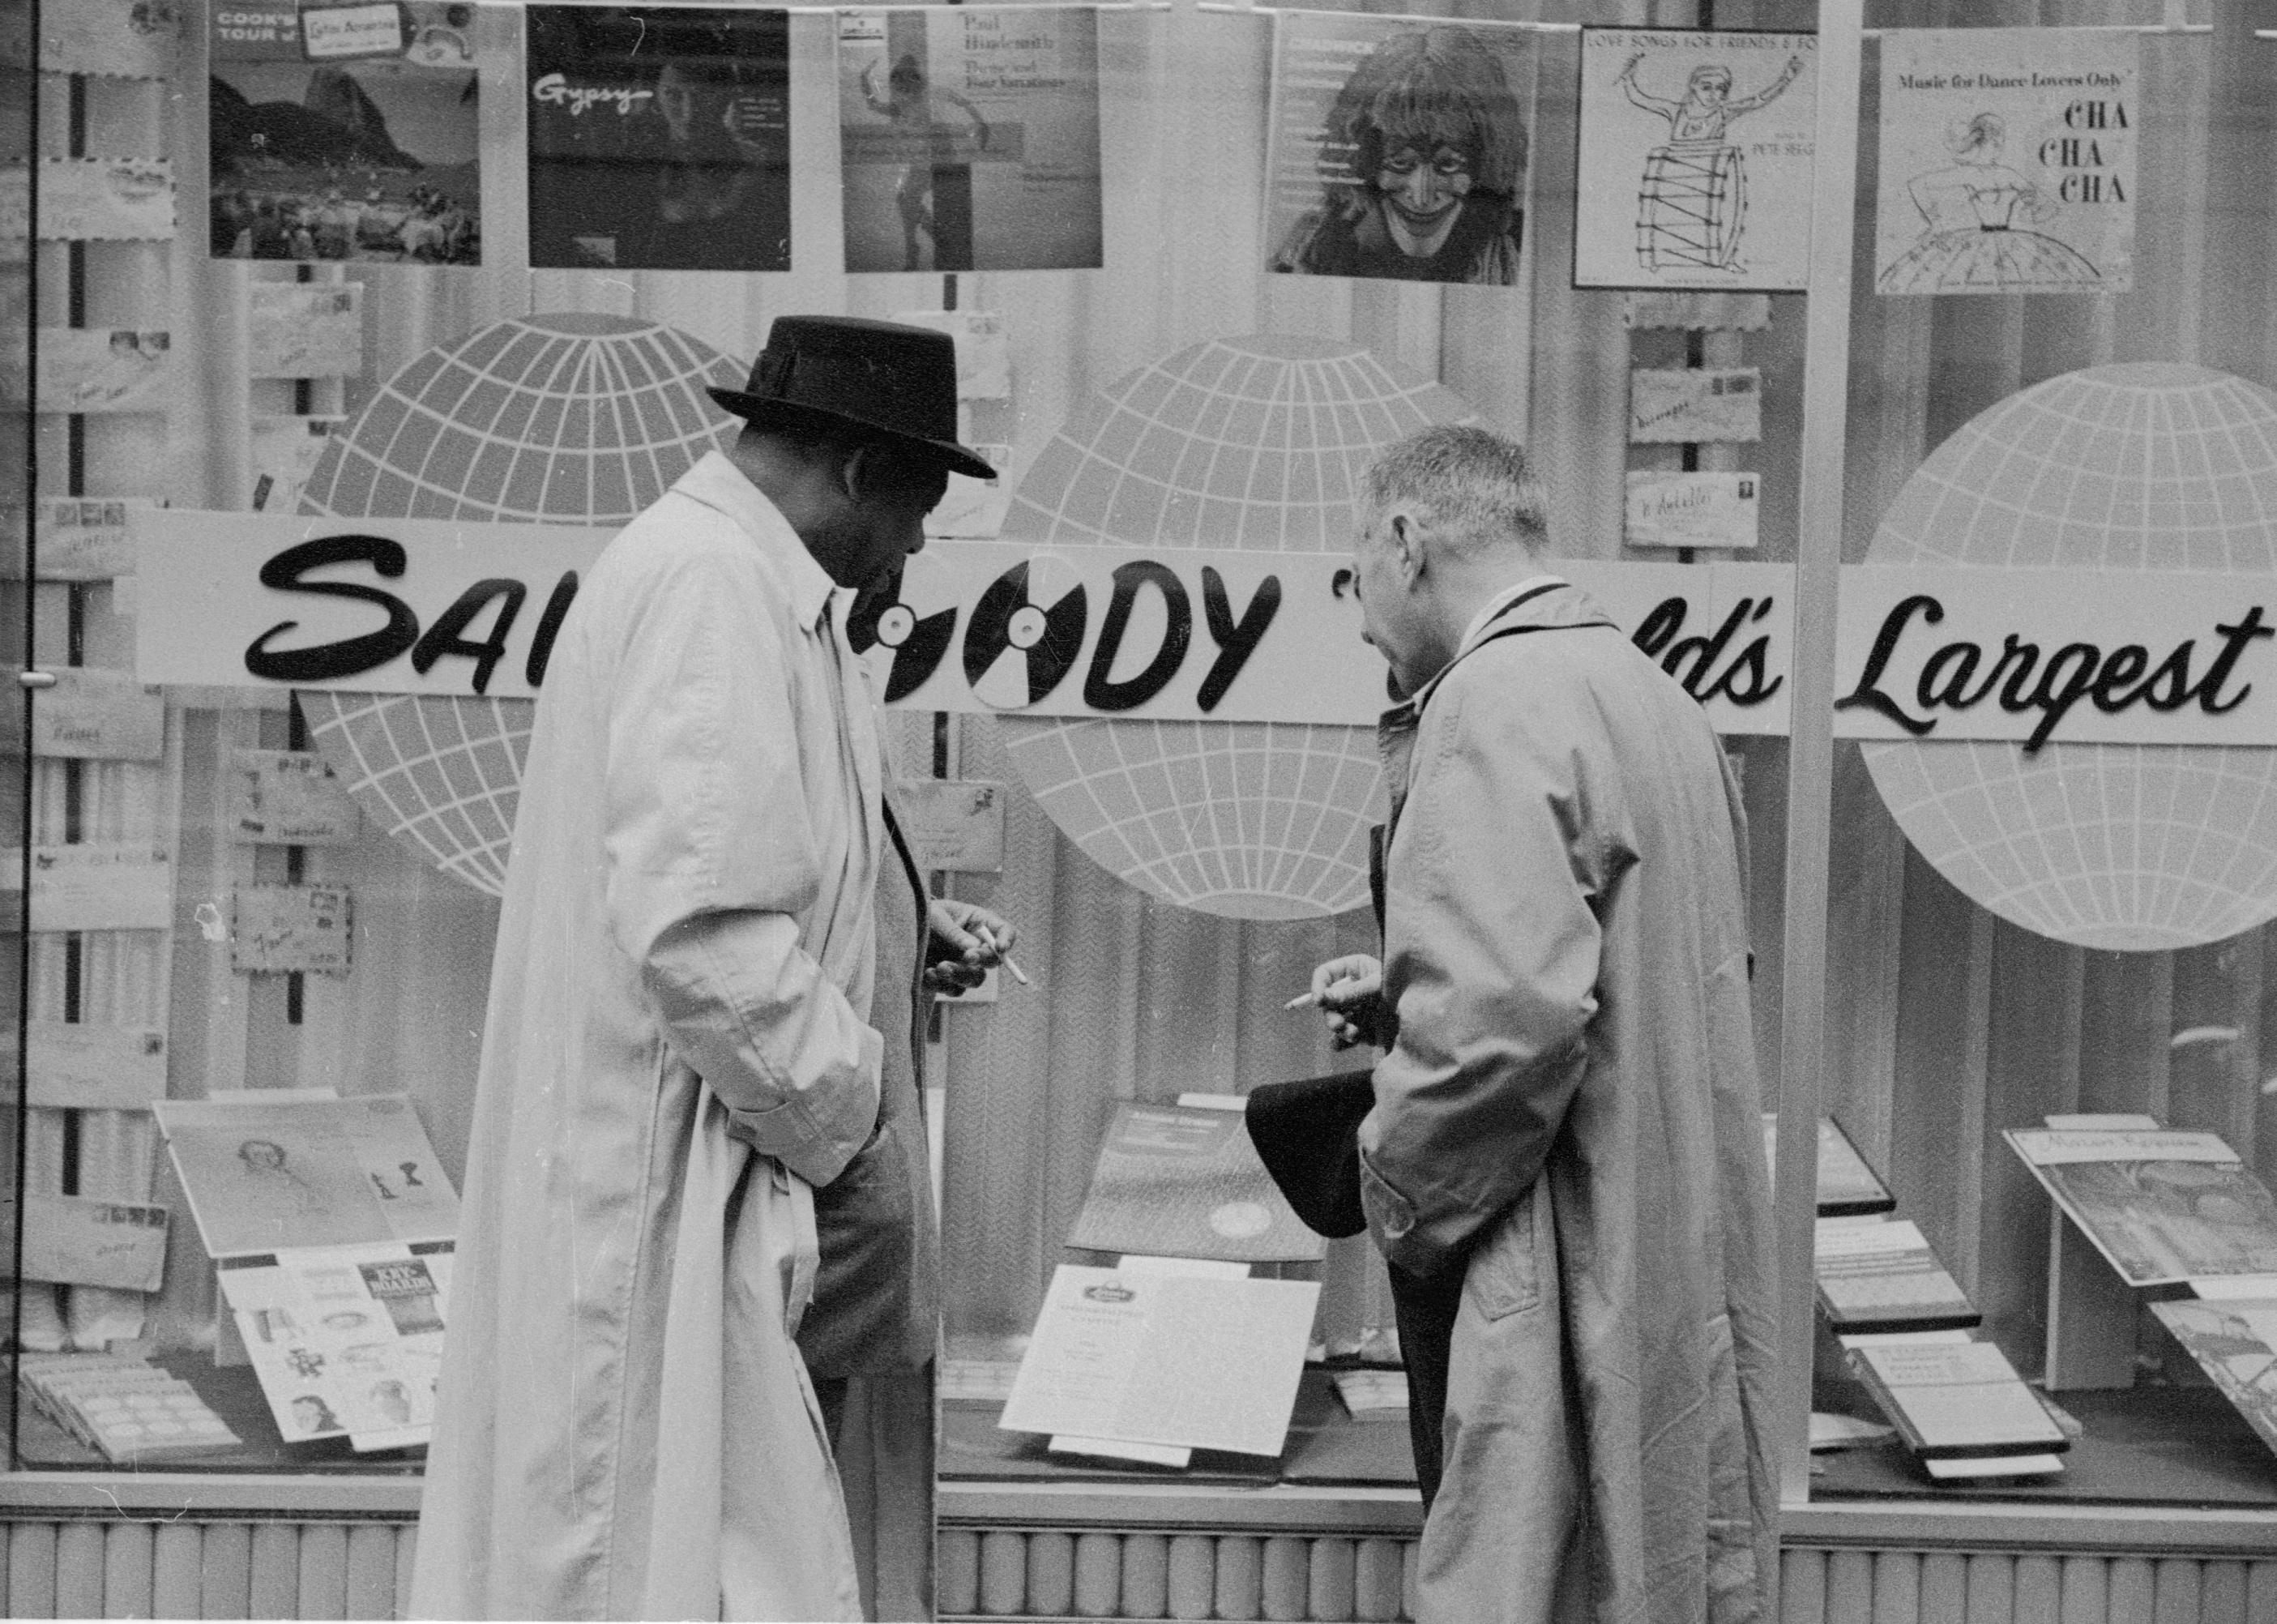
1456 572 1569 656
675 450 844 633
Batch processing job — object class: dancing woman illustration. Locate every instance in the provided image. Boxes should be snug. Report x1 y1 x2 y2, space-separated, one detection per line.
1619 53 1802 275
1878 113 2101 293
861 52 990 271
1271 27 1528 286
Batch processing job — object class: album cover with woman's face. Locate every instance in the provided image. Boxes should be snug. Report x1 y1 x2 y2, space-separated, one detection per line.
1264 12 1536 288
525 5 791 271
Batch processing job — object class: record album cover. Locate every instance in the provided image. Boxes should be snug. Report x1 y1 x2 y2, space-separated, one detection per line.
1265 11 1536 288
208 0 480 264
839 8 1101 273
527 6 790 271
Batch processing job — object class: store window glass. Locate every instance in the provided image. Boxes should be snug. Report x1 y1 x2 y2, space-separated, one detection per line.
1809 0 2277 1516
2 0 2265 1560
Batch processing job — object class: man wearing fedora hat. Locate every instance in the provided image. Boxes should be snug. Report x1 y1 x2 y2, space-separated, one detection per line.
417 316 1011 1622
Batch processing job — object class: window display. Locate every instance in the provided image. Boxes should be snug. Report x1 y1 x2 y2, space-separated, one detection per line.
7 0 2277 1615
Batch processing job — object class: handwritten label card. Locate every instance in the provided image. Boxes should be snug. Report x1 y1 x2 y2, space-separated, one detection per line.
2 497 147 579
1625 471 1760 551
0 159 175 241
21 1194 170 1291
895 780 1006 872
5 329 172 414
247 284 363 380
11 1020 169 1109
0 844 173 931
1630 367 1762 443
232 883 352 974
890 310 1011 400
229 750 361 845
5 667 166 760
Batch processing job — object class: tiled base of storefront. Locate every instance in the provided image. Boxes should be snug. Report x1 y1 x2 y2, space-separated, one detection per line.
0 1498 2272 1620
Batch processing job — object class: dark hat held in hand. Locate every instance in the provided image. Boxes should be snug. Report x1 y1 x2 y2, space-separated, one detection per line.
708 315 996 481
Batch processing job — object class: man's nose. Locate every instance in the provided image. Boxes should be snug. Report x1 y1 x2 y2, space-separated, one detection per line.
1403 166 1436 207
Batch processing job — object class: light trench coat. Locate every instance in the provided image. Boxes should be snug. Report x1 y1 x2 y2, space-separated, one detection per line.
1361 581 1779 1624
413 453 891 1621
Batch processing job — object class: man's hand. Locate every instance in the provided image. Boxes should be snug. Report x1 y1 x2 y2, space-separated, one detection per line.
1290 954 1392 1050
925 899 1019 995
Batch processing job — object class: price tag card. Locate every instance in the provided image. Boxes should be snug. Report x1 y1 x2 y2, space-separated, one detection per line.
0 844 173 931
3 667 165 760
1630 368 1762 444
0 159 175 241
247 284 363 380
894 780 1006 872
229 750 361 845
11 1020 169 1109
232 883 353 974
21 1194 170 1291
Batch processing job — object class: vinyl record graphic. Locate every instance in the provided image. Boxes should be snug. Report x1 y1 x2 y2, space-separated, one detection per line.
963 553 1087 709
848 563 957 703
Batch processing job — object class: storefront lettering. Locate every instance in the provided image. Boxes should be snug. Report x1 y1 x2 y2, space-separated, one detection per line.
1632 595 1784 708
242 536 578 695
1835 593 2274 751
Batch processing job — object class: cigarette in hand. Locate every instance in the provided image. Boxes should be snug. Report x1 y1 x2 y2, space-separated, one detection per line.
976 925 1031 986
1284 990 1322 1011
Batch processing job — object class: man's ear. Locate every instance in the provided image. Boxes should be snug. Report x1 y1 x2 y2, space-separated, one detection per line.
1386 511 1426 588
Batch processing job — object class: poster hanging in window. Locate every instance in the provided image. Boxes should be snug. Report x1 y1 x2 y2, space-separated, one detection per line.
838 7 1102 273
208 0 481 264
1574 28 1813 291
526 6 791 271
1265 13 1536 287
1875 28 2134 295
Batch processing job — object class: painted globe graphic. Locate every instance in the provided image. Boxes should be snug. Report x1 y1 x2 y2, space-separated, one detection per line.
998 335 1475 920
1862 362 2277 950
297 314 742 895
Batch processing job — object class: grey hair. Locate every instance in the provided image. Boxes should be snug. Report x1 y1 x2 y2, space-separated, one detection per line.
1361 425 1549 558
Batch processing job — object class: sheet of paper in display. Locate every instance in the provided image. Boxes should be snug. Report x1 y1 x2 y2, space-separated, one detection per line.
11 329 172 413
217 1241 451 1451
7 497 147 579
1001 1264 1318 1459
20 1193 171 1291
1625 470 1759 549
154 1093 458 1260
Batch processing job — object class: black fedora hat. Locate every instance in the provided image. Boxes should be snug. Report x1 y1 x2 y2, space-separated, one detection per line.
707 315 995 481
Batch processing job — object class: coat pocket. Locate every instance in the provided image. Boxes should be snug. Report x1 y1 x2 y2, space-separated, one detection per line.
1463 1184 1541 1321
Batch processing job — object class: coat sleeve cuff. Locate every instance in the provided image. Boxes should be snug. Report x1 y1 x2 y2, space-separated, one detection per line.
1360 1149 1454 1278
728 1026 883 1186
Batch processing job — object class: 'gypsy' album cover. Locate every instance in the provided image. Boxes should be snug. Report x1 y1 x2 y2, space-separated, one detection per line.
526 6 791 271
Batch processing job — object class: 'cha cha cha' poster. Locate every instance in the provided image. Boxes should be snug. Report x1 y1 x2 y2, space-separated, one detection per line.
1264 12 1538 288
1875 28 2135 296
1574 28 1817 292
208 0 481 264
838 7 1103 273
526 6 791 271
